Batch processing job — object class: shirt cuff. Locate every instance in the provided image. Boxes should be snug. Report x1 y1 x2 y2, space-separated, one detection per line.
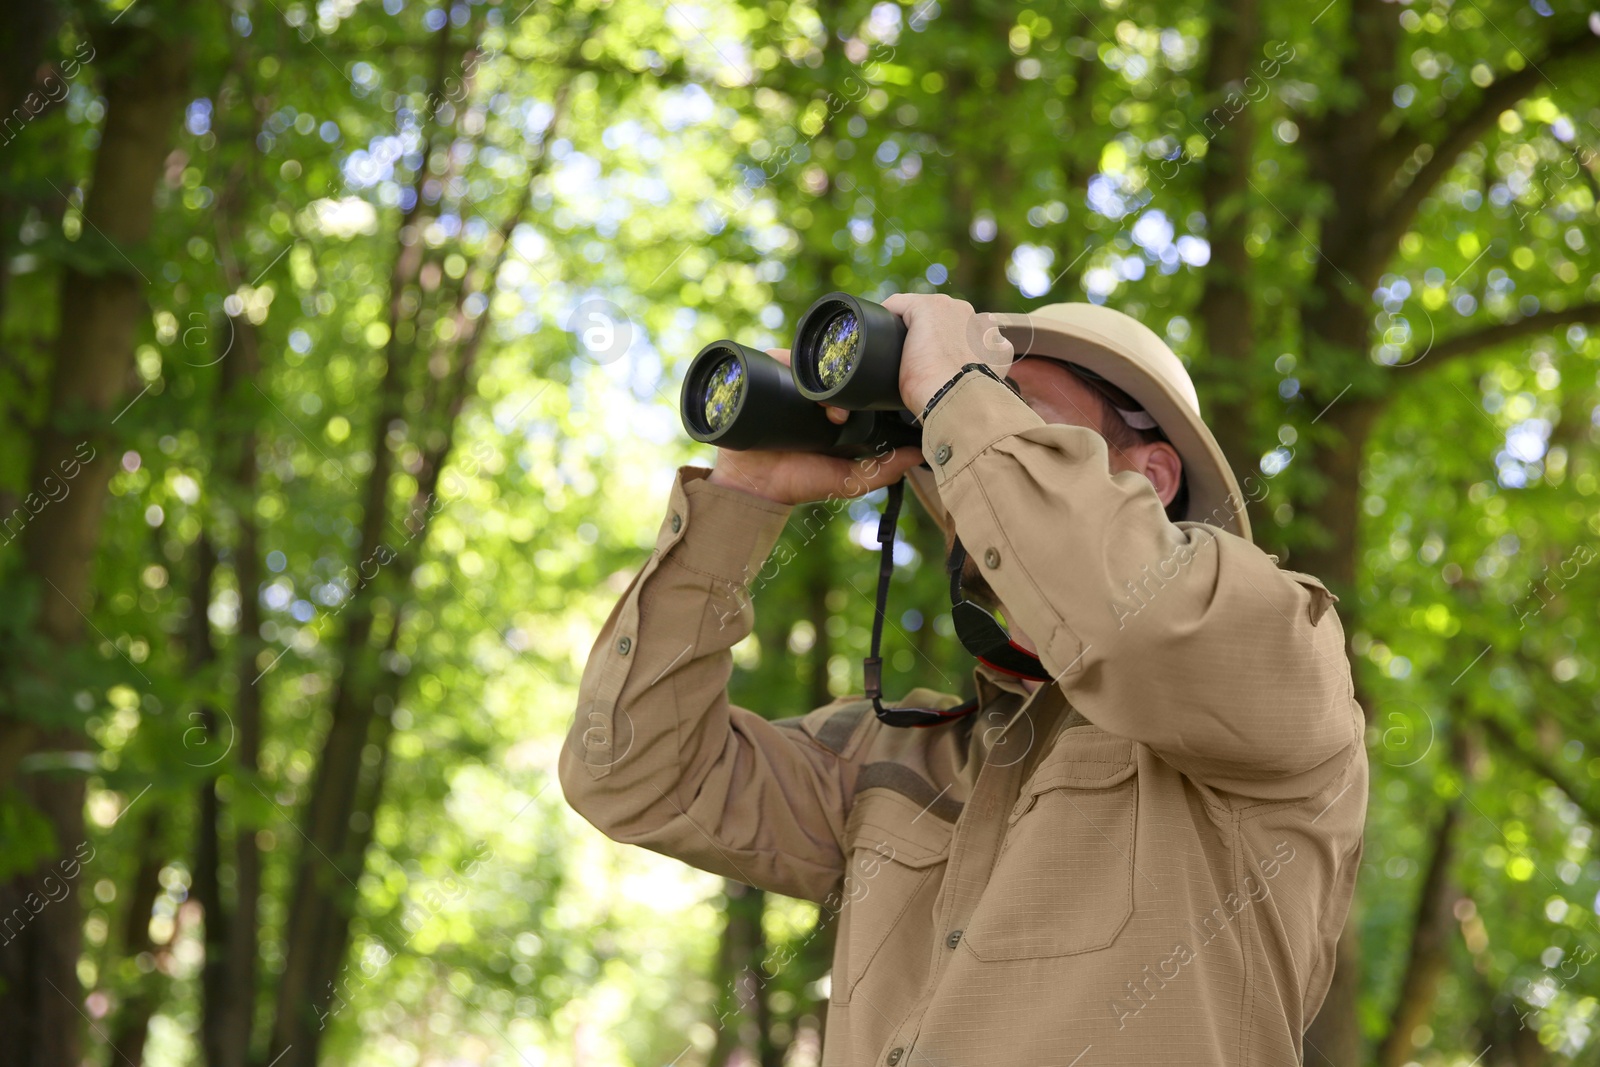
919 370 1046 487
663 466 794 583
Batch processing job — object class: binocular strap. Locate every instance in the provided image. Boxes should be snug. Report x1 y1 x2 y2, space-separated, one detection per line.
865 480 981 728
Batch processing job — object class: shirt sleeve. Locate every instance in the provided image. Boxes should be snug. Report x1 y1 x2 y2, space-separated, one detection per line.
558 466 873 903
918 371 1363 797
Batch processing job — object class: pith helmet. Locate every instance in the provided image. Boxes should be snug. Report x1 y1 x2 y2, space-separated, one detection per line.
906 302 1252 542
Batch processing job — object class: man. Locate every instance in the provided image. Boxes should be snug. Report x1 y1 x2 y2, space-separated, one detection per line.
561 294 1367 1065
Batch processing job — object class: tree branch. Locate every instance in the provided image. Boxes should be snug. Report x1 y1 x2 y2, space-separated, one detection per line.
1409 301 1600 368
1477 715 1600 829
1366 26 1600 272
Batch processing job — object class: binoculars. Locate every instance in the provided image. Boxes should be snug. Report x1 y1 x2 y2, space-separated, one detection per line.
678 293 921 458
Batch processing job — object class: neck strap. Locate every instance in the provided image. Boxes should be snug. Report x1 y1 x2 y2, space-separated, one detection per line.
865 480 981 728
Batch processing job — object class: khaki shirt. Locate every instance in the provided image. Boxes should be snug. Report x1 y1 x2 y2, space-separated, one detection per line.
561 372 1368 1066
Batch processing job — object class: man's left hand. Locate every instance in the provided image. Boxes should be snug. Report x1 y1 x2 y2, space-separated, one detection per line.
881 293 1016 415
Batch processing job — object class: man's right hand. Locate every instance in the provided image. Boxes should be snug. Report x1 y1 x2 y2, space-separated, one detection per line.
705 349 925 506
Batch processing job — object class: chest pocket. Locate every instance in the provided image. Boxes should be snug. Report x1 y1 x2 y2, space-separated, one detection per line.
833 787 955 1003
963 727 1139 961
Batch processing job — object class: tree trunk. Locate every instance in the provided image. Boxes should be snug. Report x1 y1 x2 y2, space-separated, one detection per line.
0 22 190 1065
1294 278 1383 594
709 881 776 1067
103 809 169 1067
267 21 542 1058
1375 799 1462 1067
1295 274 1380 1067
0 0 64 338
198 71 271 1056
203 312 266 1067
266 21 451 1054
1191 0 1262 531
0 767 94 1066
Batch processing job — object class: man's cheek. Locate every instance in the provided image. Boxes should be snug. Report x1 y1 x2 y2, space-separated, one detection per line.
963 557 1002 610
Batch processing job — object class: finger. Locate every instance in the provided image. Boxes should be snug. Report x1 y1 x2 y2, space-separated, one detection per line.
881 293 913 317
765 347 792 366
825 405 849 424
831 447 923 498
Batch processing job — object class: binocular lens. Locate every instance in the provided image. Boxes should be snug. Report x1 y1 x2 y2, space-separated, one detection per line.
700 354 745 433
793 293 906 408
680 338 920 457
680 293 919 454
814 309 861 391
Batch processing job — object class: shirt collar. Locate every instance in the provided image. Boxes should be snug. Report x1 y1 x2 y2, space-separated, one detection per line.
974 660 1037 704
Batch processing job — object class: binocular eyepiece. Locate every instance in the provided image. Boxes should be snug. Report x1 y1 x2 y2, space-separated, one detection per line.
680 293 921 458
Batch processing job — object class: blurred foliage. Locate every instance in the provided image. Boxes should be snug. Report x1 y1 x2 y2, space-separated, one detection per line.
0 0 1599 1063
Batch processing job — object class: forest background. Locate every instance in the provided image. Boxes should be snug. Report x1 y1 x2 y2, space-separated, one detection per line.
1 0 1599 1064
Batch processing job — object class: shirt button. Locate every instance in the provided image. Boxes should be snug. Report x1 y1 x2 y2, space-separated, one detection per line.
887 1049 904 1065
616 636 632 655
983 548 1001 569
934 443 952 465
670 513 682 533
946 929 963 949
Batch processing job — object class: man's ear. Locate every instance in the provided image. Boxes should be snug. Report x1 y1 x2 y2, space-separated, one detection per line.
1139 441 1184 507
